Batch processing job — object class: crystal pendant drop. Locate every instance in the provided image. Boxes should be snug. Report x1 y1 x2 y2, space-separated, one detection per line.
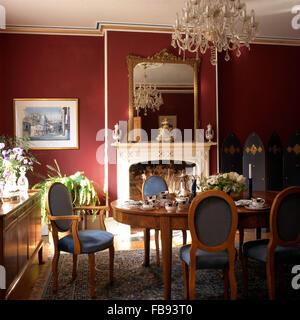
225 51 230 62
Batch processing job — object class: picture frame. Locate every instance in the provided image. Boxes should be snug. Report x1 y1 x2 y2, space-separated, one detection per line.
158 115 177 129
13 98 79 150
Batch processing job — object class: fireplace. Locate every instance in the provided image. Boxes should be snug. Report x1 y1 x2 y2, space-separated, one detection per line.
114 142 217 200
129 161 196 200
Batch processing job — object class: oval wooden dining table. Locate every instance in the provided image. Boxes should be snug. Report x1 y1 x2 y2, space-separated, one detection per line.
111 190 278 300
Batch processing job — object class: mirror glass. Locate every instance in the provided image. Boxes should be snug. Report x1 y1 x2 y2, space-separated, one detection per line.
134 63 194 139
127 49 200 142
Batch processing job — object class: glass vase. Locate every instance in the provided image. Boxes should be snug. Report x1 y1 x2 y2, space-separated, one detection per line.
3 171 18 199
18 166 29 194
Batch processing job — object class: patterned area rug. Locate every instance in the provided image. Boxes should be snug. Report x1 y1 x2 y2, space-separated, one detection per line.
33 248 300 300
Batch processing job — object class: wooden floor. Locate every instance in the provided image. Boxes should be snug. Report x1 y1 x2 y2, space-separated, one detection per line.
8 217 269 300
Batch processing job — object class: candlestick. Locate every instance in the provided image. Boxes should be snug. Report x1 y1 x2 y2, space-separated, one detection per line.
249 163 252 179
248 178 253 199
192 178 197 198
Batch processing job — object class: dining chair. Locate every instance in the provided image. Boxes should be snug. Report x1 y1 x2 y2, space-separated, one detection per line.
180 190 238 300
241 186 300 300
142 175 187 266
46 182 114 298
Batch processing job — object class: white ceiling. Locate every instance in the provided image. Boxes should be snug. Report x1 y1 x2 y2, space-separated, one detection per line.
0 0 300 40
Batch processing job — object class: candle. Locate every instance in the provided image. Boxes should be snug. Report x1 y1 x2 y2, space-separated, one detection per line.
249 163 252 179
193 166 196 176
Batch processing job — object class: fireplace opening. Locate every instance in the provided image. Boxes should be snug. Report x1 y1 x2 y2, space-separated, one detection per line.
129 161 196 200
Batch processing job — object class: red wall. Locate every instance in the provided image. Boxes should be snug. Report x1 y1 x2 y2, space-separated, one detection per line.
0 34 106 197
218 44 300 151
0 31 218 205
107 31 217 201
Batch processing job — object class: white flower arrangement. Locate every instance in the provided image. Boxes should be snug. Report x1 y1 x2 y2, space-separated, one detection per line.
198 172 247 196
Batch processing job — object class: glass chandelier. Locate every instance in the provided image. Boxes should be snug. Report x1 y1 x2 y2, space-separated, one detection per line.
134 64 164 116
171 0 258 65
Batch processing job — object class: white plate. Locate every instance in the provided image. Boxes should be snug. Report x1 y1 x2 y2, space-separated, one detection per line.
125 205 141 209
245 205 270 210
141 206 155 211
165 207 177 212
235 199 252 207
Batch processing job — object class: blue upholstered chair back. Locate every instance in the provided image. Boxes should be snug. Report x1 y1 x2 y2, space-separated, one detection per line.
142 176 168 198
276 192 300 242
194 196 233 247
48 183 74 232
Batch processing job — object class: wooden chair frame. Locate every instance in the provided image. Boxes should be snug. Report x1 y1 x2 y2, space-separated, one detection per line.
46 182 114 298
183 190 238 300
142 175 187 266
242 186 300 300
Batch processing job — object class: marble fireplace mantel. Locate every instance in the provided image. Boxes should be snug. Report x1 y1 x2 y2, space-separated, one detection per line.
112 142 217 200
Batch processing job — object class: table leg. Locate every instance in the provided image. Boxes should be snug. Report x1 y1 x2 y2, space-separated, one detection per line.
238 227 244 259
143 228 150 267
256 227 261 239
160 216 172 300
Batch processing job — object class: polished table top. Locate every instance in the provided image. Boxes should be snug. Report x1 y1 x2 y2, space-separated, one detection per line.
0 190 40 217
111 190 278 215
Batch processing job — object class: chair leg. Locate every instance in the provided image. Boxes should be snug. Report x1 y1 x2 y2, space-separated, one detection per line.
109 245 114 284
182 230 187 245
88 253 95 298
266 258 276 300
241 255 248 297
72 254 77 280
189 261 196 300
276 264 283 296
228 265 237 300
143 228 150 267
52 250 60 292
155 230 160 266
182 261 189 300
223 269 229 300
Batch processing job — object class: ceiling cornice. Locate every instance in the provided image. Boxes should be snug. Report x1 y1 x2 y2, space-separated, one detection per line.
1 22 300 47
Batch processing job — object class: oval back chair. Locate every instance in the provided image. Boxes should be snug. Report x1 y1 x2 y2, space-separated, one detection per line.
180 190 238 300
46 182 114 298
142 175 168 266
242 186 300 299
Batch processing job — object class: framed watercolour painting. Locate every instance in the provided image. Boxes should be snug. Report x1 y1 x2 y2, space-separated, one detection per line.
13 98 79 150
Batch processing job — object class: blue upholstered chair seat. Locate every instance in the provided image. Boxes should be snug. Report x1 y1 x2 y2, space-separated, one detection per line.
243 239 300 264
180 244 234 269
58 230 114 254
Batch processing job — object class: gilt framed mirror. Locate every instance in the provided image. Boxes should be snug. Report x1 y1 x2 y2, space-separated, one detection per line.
127 49 200 142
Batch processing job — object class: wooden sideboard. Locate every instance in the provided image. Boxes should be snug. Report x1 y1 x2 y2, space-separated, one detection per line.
0 191 43 299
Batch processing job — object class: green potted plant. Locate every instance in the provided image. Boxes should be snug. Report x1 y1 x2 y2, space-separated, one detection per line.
32 160 106 224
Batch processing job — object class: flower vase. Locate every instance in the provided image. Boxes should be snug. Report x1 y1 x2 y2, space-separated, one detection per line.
3 172 18 199
18 166 29 194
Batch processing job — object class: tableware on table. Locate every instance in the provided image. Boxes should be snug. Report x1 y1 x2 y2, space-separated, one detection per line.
141 202 155 210
245 204 270 210
175 196 189 211
123 200 142 209
159 191 169 198
235 199 252 207
145 194 157 201
165 200 177 212
250 197 266 208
